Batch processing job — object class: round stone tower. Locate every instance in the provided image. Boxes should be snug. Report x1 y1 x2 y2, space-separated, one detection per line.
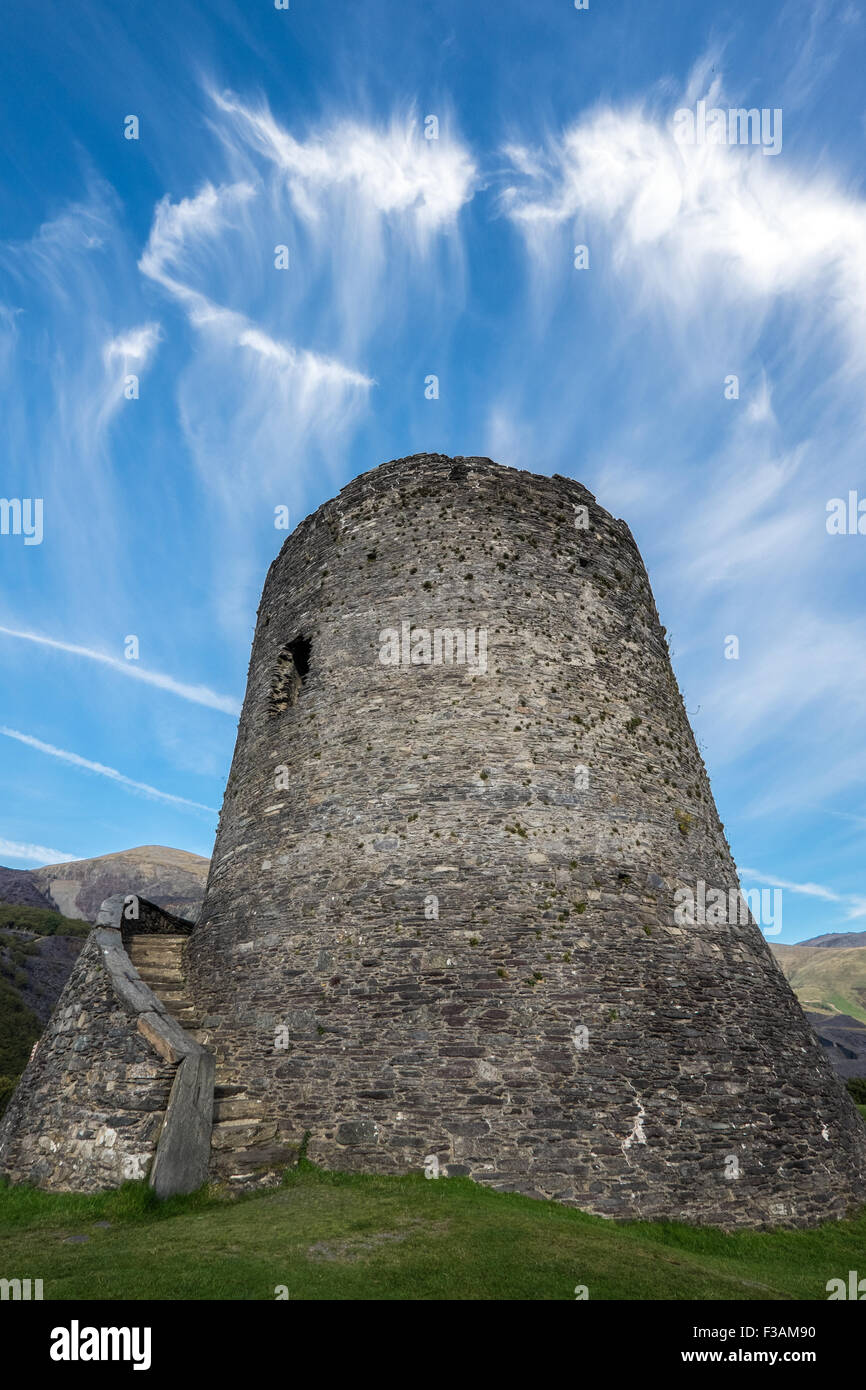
188 453 865 1225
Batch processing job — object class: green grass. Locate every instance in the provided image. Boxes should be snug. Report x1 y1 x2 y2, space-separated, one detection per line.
1 1166 864 1301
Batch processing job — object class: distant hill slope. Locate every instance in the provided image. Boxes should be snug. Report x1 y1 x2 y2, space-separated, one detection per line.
26 845 210 922
0 927 85 1025
771 943 866 1023
805 1011 866 1081
799 930 866 948
771 941 866 1080
0 924 88 1116
0 866 56 910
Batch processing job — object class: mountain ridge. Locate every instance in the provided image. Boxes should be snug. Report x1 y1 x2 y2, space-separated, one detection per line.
797 930 866 949
25 845 210 922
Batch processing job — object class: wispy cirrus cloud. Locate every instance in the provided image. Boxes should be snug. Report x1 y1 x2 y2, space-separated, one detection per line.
742 867 866 921
137 176 375 559
139 182 373 395
501 71 866 366
0 183 163 624
134 94 478 632
211 91 478 235
103 322 162 367
1 188 162 454
0 727 217 815
0 625 240 715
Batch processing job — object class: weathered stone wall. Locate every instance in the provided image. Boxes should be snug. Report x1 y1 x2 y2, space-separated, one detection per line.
186 452 865 1226
0 931 174 1191
0 896 213 1195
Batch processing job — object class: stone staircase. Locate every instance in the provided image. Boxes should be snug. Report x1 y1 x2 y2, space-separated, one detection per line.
127 934 296 1187
128 934 196 1028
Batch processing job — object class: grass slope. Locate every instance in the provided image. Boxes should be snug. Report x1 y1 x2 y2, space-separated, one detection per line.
1 1167 864 1301
771 944 866 1023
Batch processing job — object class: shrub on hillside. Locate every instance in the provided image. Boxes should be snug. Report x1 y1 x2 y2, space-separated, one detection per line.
0 902 89 937
0 1074 17 1118
0 976 41 1082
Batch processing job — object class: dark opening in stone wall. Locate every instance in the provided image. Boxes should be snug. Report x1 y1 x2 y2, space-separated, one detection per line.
269 635 311 713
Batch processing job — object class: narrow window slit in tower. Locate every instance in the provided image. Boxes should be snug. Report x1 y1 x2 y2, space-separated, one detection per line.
269 635 311 713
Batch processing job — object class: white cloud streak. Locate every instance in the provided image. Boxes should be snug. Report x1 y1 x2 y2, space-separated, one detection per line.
138 180 374 392
133 96 477 632
0 837 79 866
103 321 162 366
0 626 240 715
502 75 866 368
0 727 218 815
741 867 866 921
211 91 478 234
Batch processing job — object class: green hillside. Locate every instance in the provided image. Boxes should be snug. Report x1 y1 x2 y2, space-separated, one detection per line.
0 902 89 938
0 916 87 1116
1 1165 865 1300
0 961 41 1116
771 944 866 1023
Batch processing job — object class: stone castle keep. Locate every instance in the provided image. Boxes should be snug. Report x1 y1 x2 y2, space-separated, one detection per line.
2 453 864 1226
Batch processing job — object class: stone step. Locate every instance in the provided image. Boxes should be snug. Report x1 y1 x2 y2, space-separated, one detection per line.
145 987 190 1007
211 1118 279 1151
132 950 183 963
171 1009 201 1027
129 936 185 948
213 1096 265 1121
203 1079 297 1179
128 948 186 962
141 988 189 1004
128 946 186 961
130 952 185 970
134 971 186 988
208 1131 301 1184
128 934 189 945
131 962 186 979
164 1012 198 1028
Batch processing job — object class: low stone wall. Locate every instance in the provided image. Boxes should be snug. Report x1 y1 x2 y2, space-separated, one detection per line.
0 898 213 1195
0 931 173 1191
117 896 194 947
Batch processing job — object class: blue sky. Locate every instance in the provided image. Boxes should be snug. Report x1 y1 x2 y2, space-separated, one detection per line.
0 0 864 943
